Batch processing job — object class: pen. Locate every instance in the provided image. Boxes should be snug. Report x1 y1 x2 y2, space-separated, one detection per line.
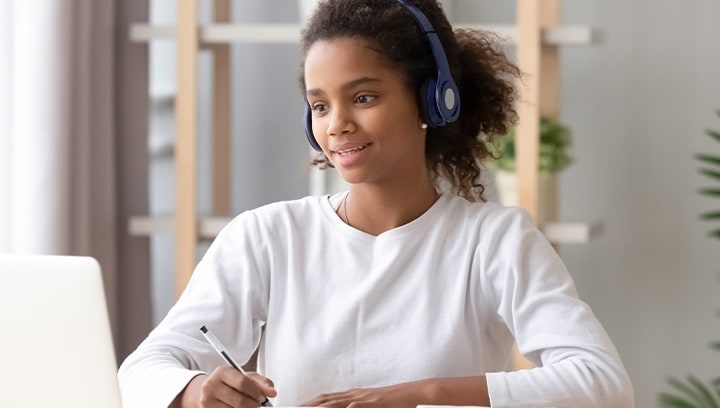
200 325 274 407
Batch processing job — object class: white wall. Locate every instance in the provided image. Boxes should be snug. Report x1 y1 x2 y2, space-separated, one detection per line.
149 1 720 406
566 2 720 406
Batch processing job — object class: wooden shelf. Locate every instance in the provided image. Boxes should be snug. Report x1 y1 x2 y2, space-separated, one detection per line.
542 221 604 244
129 216 228 239
129 23 602 46
129 215 601 244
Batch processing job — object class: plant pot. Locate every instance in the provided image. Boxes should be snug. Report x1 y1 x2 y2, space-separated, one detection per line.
495 171 558 224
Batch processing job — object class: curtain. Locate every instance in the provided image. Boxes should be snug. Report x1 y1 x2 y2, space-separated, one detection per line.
0 0 152 359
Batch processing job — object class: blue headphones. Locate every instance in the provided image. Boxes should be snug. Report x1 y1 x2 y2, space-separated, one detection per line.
304 0 461 152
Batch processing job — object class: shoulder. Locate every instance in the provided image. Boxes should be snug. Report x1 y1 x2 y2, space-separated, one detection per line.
442 194 535 235
248 195 325 219
439 195 546 262
220 195 331 237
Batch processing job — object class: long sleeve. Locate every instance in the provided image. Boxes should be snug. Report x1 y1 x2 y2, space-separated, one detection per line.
481 208 634 408
117 212 270 408
117 195 634 407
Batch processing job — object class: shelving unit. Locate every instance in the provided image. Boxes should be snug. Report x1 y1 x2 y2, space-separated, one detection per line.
130 23 602 45
129 2 603 371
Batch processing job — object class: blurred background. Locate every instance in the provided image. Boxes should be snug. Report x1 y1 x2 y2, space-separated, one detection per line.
1 1 719 406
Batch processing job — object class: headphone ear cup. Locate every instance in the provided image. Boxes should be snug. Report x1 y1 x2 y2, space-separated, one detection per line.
304 100 322 152
421 77 444 127
437 80 460 123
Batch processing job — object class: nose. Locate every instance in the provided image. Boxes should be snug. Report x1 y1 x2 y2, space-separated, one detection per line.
326 106 356 137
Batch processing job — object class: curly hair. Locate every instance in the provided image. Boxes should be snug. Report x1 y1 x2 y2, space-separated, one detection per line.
299 0 520 201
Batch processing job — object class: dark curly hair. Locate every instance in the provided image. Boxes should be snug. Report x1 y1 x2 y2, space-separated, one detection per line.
299 0 520 201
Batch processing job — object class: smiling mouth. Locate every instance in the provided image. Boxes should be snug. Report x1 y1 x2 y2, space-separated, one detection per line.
332 144 371 156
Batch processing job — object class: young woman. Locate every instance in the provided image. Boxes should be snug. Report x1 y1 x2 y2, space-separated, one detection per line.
118 1 634 407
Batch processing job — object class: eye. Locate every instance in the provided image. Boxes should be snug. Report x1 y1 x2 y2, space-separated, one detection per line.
355 94 376 104
310 102 328 114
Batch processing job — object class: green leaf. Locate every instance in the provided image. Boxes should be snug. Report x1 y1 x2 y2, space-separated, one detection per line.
696 154 720 167
699 189 720 197
700 168 720 181
700 211 720 220
708 229 720 239
706 129 720 143
695 154 720 170
486 116 573 173
710 341 720 352
666 376 711 407
658 393 698 408
687 375 720 407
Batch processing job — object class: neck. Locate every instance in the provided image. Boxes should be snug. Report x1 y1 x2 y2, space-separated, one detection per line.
340 177 439 236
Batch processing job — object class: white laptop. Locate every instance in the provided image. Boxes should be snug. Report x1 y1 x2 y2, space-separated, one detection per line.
0 254 123 408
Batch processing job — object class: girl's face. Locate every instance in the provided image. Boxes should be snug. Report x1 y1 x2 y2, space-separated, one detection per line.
304 37 428 187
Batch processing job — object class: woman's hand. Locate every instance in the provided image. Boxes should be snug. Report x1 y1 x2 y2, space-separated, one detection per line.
301 381 426 408
301 376 490 408
176 367 277 408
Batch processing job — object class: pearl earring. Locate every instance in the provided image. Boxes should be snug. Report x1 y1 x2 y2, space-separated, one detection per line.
420 123 428 129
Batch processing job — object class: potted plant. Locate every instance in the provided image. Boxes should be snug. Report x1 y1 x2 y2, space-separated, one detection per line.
488 116 573 223
657 110 720 408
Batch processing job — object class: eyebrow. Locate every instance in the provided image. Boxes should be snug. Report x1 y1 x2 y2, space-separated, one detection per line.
306 76 382 97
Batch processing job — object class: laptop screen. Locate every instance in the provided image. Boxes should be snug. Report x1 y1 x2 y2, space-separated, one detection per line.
0 255 122 408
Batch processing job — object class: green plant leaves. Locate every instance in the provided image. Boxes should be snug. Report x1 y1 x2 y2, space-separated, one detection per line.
658 375 720 408
696 111 720 240
658 395 700 408
697 154 720 168
700 211 720 220
700 169 720 181
659 110 720 408
699 189 720 197
706 128 720 143
486 116 573 173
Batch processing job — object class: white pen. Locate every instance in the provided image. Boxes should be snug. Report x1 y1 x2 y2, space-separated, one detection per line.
200 325 274 407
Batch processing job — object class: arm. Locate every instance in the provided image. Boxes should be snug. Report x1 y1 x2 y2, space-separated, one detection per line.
118 212 270 407
480 207 634 408
302 376 490 408
304 207 632 408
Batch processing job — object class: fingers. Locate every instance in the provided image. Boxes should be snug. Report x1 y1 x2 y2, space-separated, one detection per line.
201 379 257 408
221 367 273 403
247 371 278 397
302 391 355 407
199 366 275 408
302 388 387 408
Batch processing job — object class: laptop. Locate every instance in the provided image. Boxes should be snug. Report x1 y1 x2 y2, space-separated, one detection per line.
0 254 123 408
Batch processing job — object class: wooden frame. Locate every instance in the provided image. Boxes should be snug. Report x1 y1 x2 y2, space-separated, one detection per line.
174 0 232 298
174 0 200 299
513 0 560 370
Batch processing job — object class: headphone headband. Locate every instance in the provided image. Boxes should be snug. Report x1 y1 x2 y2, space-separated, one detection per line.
393 0 452 77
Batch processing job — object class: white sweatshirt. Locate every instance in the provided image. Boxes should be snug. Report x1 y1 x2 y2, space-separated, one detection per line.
118 193 634 408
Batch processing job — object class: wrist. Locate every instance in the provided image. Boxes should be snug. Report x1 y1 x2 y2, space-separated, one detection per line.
418 376 490 407
171 374 207 408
